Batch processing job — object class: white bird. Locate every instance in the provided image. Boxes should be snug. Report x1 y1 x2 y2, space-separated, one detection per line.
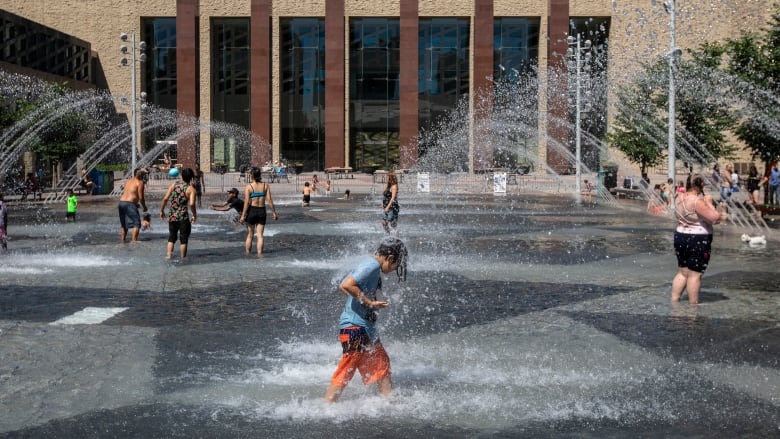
745 235 766 246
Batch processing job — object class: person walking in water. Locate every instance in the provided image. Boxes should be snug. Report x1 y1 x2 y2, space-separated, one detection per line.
118 168 149 242
302 182 313 207
671 174 728 304
324 237 408 403
239 167 278 256
192 164 205 208
381 171 400 235
159 167 197 259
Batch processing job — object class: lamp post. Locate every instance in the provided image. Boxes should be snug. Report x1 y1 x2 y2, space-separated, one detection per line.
119 32 146 172
664 0 681 211
567 34 592 200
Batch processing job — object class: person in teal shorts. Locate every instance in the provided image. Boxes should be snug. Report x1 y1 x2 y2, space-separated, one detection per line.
66 189 78 222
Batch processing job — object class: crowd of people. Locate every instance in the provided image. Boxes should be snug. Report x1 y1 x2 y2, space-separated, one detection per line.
107 165 400 261
645 162 780 217
710 162 780 205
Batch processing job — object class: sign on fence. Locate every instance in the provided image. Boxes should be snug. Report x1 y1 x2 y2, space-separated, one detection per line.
417 173 430 192
493 172 507 193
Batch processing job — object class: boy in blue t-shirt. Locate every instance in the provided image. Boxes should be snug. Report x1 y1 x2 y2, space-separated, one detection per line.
324 237 408 403
66 189 78 222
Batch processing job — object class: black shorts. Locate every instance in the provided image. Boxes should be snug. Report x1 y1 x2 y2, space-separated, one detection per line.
674 231 712 273
246 206 267 226
168 219 192 244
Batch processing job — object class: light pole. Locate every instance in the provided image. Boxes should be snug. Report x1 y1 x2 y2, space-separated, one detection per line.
664 0 681 210
119 32 146 172
567 34 592 200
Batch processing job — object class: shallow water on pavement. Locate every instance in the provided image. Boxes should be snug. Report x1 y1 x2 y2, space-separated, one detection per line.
1 193 778 438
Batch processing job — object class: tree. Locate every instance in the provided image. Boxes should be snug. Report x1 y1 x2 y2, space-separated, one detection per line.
609 44 738 174
0 74 100 180
723 6 780 165
675 43 737 161
30 84 95 164
607 71 666 176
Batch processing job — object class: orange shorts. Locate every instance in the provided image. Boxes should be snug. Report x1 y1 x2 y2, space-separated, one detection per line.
330 326 391 387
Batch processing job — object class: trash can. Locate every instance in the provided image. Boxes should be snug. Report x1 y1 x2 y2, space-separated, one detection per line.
89 170 115 195
603 164 618 189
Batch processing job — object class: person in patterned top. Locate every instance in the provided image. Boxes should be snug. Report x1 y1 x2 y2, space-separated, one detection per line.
159 167 197 259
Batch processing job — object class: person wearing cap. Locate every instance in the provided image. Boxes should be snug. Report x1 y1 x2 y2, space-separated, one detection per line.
118 168 149 242
210 187 245 227
324 237 408 403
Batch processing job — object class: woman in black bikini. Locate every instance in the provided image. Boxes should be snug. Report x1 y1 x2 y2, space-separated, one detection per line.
746 163 762 205
239 168 278 256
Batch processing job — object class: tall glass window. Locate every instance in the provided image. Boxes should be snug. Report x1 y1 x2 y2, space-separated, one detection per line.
280 18 325 171
418 18 470 158
211 18 250 171
142 18 177 152
349 18 400 170
493 17 540 170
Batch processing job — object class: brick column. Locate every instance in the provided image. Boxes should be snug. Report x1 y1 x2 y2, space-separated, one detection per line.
399 0 418 169
547 0 570 173
176 0 199 170
324 0 345 169
251 0 272 167
472 0 493 172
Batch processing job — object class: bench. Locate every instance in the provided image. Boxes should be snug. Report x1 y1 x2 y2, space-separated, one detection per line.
610 187 646 199
753 204 780 217
271 166 290 183
325 167 354 179
74 185 92 195
373 169 412 184
484 170 518 186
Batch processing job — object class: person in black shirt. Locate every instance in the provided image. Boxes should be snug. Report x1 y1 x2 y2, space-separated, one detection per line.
210 187 244 228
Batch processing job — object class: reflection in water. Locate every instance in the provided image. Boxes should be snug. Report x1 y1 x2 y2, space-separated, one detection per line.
670 301 700 329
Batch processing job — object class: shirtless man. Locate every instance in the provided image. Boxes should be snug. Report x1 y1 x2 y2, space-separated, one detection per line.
118 168 149 242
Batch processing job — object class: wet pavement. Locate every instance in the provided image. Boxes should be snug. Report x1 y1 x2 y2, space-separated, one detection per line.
0 187 778 438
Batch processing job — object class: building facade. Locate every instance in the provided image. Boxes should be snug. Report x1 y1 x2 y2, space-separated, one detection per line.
0 0 771 174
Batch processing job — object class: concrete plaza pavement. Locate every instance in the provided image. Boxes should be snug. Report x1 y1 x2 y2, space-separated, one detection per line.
1 180 779 438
